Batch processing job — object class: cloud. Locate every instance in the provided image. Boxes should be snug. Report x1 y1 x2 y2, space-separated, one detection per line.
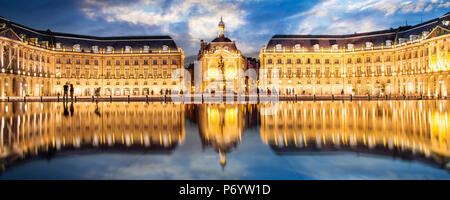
81 0 247 53
288 0 450 35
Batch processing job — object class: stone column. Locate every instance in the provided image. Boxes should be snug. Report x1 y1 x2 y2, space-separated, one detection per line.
0 41 3 69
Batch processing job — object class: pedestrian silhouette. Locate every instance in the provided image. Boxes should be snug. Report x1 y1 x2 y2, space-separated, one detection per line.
70 102 74 116
70 84 74 101
63 101 69 117
63 84 68 101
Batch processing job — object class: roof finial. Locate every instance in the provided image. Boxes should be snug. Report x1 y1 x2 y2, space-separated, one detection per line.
218 17 225 37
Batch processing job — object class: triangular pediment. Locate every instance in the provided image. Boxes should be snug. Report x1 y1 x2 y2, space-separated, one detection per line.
425 26 450 39
0 28 22 41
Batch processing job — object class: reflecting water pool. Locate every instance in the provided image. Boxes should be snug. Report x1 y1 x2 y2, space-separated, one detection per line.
0 100 449 180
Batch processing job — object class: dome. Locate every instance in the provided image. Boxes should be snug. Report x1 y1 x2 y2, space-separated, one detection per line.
212 36 232 42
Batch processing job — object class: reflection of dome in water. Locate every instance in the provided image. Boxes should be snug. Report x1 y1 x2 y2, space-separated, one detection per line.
198 104 246 167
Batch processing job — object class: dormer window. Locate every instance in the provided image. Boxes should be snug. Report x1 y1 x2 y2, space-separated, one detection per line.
106 46 114 54
313 44 320 52
294 44 301 51
347 43 354 50
422 31 429 38
443 20 449 26
385 40 392 47
365 42 373 49
331 44 338 51
40 41 49 48
399 38 407 44
92 46 99 53
143 45 150 53
276 44 282 52
409 35 418 41
162 45 169 52
55 43 62 51
73 44 81 52
124 46 132 53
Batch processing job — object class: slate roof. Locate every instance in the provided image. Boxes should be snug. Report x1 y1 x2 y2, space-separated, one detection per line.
0 16 179 53
267 12 450 50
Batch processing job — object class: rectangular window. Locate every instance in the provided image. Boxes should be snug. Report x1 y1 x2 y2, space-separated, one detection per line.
116 68 121 76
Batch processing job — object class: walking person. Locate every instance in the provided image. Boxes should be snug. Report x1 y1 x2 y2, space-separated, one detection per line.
63 84 69 102
70 84 74 101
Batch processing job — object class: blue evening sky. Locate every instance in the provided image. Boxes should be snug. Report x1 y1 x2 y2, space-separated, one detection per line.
0 0 448 57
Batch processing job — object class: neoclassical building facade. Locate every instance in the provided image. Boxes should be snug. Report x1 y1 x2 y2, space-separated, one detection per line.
0 16 185 97
259 13 450 97
197 18 247 94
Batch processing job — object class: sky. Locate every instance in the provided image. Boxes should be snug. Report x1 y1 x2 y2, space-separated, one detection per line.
0 0 449 57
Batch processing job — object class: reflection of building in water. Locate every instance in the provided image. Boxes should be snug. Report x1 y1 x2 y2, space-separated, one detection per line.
260 101 450 169
186 104 258 167
0 102 185 170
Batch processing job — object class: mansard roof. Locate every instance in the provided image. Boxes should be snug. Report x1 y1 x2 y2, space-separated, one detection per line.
0 16 179 52
267 12 450 50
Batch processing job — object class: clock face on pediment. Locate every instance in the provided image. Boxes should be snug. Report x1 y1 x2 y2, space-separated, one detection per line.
210 48 237 58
